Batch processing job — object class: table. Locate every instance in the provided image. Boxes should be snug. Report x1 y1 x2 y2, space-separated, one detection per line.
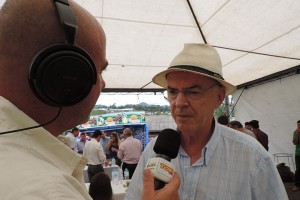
273 153 296 171
85 181 127 200
83 165 120 183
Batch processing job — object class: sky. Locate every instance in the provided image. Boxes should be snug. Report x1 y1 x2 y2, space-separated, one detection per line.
96 93 169 106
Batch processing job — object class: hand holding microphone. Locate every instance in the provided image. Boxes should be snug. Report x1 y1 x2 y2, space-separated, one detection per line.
142 168 180 200
145 129 181 190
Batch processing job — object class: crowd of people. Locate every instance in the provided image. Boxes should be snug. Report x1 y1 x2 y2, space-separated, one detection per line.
59 128 143 182
218 116 300 193
0 0 296 199
217 116 269 151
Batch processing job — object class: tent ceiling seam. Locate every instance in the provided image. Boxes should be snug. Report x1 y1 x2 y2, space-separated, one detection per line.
220 26 300 67
201 0 231 27
186 0 207 44
95 17 195 28
237 65 300 89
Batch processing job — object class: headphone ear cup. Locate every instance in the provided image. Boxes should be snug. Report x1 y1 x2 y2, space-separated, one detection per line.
29 44 97 107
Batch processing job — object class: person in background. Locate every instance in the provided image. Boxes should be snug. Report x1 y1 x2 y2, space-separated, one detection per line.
106 132 122 166
83 130 106 182
292 120 300 192
249 120 269 151
117 128 142 179
100 131 110 158
228 120 257 139
125 43 288 199
217 115 229 126
245 121 252 130
65 127 80 152
76 132 88 155
89 172 113 200
0 0 107 199
57 133 72 147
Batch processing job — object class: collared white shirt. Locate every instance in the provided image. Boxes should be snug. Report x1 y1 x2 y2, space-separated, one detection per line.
83 138 106 165
66 132 77 151
0 97 91 200
125 121 288 200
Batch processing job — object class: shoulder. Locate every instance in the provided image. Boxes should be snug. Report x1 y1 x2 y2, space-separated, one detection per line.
216 124 269 158
0 154 89 199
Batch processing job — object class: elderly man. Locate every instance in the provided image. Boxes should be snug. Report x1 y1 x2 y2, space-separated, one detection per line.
126 43 288 200
117 128 142 179
0 0 107 199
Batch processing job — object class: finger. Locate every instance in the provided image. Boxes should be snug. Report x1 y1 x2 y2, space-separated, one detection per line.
160 172 180 196
142 168 155 200
168 172 180 189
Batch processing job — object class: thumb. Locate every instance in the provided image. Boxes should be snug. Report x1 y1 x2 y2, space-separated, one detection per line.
142 168 155 199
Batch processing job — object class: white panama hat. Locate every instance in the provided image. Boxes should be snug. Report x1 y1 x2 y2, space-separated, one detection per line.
152 43 237 96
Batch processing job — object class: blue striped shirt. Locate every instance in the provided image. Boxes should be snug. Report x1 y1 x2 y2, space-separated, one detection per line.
125 122 288 200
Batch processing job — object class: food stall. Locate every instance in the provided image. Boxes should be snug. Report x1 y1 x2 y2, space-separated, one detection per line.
78 111 149 149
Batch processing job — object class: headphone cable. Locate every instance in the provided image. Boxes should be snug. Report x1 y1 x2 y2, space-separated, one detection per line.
0 107 62 135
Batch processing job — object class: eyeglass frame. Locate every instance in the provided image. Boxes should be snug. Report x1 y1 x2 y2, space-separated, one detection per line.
164 83 222 102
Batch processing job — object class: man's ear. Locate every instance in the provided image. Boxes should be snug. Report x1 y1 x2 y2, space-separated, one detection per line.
215 86 226 108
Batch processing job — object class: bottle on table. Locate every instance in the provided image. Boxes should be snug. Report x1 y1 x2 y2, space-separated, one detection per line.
119 168 123 184
112 167 119 185
111 157 116 166
124 168 129 180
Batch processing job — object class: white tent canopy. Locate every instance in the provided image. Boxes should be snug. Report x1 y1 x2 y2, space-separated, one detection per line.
1 0 299 91
72 0 300 92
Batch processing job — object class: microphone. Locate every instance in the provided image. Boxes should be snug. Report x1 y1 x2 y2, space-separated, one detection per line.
145 128 181 190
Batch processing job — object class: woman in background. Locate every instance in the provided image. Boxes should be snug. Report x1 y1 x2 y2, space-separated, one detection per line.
106 132 122 167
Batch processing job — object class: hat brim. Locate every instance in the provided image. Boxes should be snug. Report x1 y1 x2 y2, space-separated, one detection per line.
152 67 237 96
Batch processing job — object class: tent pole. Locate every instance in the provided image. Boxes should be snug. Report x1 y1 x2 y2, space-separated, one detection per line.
224 96 230 120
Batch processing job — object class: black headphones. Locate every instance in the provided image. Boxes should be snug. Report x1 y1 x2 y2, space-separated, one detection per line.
28 0 97 107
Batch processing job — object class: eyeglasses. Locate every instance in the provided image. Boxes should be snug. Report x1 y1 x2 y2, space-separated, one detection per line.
164 84 220 101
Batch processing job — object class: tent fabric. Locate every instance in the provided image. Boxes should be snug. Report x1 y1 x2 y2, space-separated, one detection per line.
232 73 300 171
1 0 299 91
72 0 300 92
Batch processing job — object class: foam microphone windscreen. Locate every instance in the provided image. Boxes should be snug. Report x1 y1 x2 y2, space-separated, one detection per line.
153 129 181 159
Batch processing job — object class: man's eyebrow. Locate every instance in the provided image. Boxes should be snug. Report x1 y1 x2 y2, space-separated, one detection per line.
187 85 202 89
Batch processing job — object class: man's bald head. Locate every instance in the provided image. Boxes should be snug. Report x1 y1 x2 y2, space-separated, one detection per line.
0 0 107 136
0 0 104 65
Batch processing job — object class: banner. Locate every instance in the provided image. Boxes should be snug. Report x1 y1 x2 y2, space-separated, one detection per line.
79 111 146 128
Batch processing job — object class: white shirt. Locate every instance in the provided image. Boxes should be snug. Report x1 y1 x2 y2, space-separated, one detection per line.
126 121 288 200
0 97 91 200
83 138 106 165
65 132 77 151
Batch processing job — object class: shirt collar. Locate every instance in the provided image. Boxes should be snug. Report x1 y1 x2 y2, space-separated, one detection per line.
178 118 221 166
0 96 87 182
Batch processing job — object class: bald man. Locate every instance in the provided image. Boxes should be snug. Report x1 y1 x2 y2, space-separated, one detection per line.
0 0 107 199
117 128 142 179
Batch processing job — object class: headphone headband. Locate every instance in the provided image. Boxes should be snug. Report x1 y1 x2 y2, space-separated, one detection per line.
54 0 77 44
